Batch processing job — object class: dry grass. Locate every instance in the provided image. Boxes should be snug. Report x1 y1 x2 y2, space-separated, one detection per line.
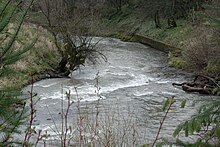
183 29 220 75
0 78 8 89
0 23 59 89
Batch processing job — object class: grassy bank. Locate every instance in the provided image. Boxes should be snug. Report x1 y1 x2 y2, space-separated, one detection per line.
96 2 220 76
0 23 59 90
25 1 220 76
0 23 60 142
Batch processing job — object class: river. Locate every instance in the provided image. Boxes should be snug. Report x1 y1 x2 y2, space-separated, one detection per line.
22 37 214 146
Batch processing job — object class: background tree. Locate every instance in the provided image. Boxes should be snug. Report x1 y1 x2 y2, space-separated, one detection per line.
106 0 129 12
137 0 206 28
34 0 107 77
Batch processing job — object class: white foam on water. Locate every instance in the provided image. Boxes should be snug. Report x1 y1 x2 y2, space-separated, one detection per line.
98 74 155 93
40 82 57 88
33 123 103 144
133 91 154 97
39 87 105 102
155 80 171 84
78 94 106 102
36 73 157 102
117 65 139 71
33 124 76 141
39 91 64 100
161 91 178 96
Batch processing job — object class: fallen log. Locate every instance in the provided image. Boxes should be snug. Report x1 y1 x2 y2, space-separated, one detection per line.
172 74 220 95
172 82 212 94
194 74 220 88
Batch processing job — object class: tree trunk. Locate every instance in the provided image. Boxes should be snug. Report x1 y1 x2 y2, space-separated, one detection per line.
58 52 68 73
154 10 161 28
167 16 177 28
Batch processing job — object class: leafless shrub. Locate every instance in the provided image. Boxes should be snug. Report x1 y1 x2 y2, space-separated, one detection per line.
28 0 107 77
23 73 139 147
183 33 220 76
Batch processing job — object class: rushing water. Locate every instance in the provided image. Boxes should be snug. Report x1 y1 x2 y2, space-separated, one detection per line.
22 37 214 146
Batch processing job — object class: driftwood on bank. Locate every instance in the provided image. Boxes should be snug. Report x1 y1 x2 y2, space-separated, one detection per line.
172 74 220 95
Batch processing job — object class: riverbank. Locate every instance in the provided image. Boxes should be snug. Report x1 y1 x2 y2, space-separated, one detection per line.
1 0 219 109
25 1 219 76
0 23 60 90
95 2 220 76
1 4 218 110
0 23 61 132
21 37 201 146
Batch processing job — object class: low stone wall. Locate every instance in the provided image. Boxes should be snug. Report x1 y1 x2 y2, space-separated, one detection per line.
133 34 182 55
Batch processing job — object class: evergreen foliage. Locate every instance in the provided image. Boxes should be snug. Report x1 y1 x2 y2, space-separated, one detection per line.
0 0 35 145
173 99 220 146
0 0 37 75
0 89 26 146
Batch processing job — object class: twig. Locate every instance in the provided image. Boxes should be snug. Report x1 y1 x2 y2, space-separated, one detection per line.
152 96 175 147
75 87 83 146
34 130 42 147
23 76 36 147
63 90 73 146
90 72 101 143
